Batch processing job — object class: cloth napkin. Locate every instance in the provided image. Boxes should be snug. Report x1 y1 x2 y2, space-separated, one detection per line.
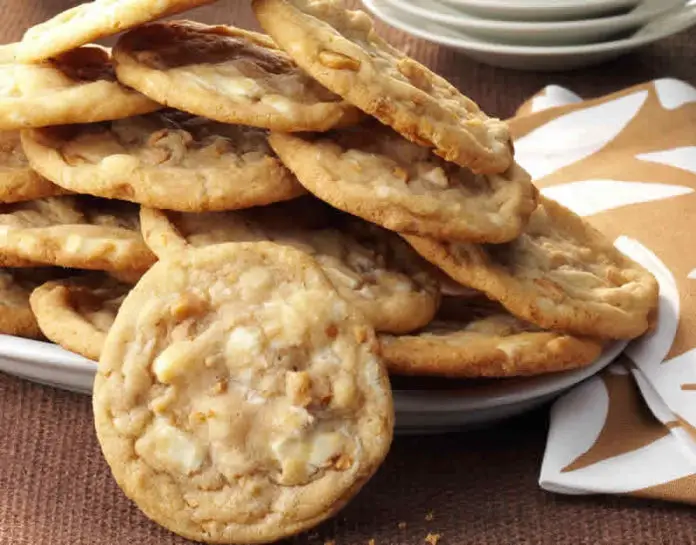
507 79 696 504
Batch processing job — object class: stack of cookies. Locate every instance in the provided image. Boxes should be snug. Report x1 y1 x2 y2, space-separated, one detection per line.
1 0 660 543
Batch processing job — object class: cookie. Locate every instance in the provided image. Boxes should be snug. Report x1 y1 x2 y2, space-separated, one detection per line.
380 295 603 378
113 21 362 132
1 130 67 203
405 196 659 340
140 200 440 333
0 195 156 271
30 274 130 360
0 267 65 339
253 0 512 174
93 241 393 543
21 110 305 211
16 0 218 63
269 122 536 243
0 45 159 131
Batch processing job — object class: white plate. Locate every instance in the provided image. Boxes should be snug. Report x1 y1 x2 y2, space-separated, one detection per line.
435 0 641 21
384 0 686 46
0 333 626 433
364 0 696 70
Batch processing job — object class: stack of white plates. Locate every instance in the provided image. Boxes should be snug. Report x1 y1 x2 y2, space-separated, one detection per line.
363 0 696 70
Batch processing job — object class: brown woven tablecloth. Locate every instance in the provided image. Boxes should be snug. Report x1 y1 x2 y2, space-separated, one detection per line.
2 2 696 544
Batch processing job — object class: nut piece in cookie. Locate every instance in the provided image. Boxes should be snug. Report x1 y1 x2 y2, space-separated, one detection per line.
269 122 536 244
380 295 604 378
93 242 394 543
140 199 440 333
21 110 305 211
113 21 362 132
0 45 159 131
405 196 659 340
17 0 218 63
30 273 131 360
0 195 156 272
0 130 67 203
253 0 512 173
0 267 67 339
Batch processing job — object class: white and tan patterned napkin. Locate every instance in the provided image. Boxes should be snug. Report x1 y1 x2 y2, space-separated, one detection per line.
508 79 696 504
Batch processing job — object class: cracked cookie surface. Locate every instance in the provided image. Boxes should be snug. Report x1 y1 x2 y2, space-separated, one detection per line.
0 195 156 271
113 21 362 132
21 110 305 211
253 0 512 173
405 196 659 340
140 200 440 333
269 122 536 243
30 273 131 360
93 242 393 544
0 45 159 131
380 295 603 378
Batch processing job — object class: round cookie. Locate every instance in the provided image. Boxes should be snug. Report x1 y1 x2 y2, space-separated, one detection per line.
113 21 362 132
0 195 156 272
140 200 440 333
16 0 218 63
0 267 66 339
253 0 512 174
21 110 305 211
0 45 159 131
30 274 130 360
0 130 67 203
380 295 603 378
269 122 536 243
404 196 659 340
93 242 394 543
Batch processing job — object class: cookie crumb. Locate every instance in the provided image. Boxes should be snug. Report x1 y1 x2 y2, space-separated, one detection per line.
324 540 336 545
398 521 407 529
425 533 441 545
368 539 376 545
425 510 434 521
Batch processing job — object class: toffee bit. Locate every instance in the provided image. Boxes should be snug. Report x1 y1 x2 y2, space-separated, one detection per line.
425 533 441 545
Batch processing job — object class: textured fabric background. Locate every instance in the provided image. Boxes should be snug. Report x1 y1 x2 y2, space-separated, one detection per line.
1 1 696 544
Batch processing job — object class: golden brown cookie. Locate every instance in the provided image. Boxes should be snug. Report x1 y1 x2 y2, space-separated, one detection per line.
93 242 394 543
140 199 440 333
0 195 156 271
16 0 218 63
113 21 362 132
30 274 130 360
0 130 67 203
405 196 659 340
380 295 603 378
0 267 65 339
269 122 536 243
21 110 305 211
253 0 512 173
0 45 159 131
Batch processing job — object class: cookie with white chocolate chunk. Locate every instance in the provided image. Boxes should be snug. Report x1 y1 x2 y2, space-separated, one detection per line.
113 21 362 132
269 122 536 244
405 196 659 340
21 110 305 211
93 242 394 544
0 195 156 272
253 0 512 173
140 199 440 333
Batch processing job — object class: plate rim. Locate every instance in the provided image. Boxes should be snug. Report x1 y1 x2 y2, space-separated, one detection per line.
364 0 693 56
383 0 681 33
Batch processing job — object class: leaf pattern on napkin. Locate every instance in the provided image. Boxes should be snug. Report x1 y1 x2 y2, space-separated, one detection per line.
511 80 696 503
